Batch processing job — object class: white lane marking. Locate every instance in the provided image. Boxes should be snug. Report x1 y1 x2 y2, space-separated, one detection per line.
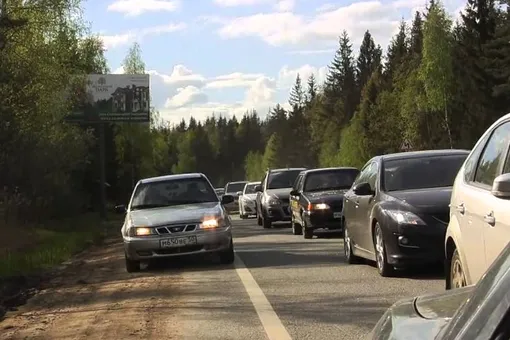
234 254 292 340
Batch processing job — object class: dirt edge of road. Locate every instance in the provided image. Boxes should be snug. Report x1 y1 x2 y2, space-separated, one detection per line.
0 219 121 321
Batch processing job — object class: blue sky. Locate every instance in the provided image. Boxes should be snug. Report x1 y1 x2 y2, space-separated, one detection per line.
83 0 465 124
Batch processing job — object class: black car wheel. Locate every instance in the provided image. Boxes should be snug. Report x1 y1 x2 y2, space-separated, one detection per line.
374 222 394 277
125 255 140 273
302 213 313 239
263 214 272 229
344 227 361 264
449 249 467 289
219 240 235 264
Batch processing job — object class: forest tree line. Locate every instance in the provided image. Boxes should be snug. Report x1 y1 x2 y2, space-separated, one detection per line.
1 0 509 225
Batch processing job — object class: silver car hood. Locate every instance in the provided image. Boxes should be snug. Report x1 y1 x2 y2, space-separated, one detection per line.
129 202 222 226
242 194 257 200
265 188 292 199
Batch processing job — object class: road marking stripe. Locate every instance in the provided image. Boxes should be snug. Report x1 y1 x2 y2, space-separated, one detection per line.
234 254 292 340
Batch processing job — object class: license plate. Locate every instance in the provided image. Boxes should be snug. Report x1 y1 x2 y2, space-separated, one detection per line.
333 212 342 219
160 236 198 248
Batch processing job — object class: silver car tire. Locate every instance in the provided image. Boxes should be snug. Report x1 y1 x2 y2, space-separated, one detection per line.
125 255 140 273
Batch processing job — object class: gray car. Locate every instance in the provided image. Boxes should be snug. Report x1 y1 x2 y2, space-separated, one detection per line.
115 173 235 272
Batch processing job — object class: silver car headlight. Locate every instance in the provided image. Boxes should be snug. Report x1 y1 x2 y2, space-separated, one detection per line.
128 226 157 237
266 196 280 206
200 215 226 229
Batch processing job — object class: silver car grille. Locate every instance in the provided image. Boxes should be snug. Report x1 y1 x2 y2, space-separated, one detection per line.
155 224 198 235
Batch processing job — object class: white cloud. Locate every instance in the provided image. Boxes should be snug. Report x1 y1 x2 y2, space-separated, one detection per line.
164 86 208 108
100 23 186 49
214 0 464 49
287 48 335 55
316 3 336 12
213 0 294 11
275 0 294 11
107 0 180 17
148 64 329 125
278 64 327 90
206 72 268 89
149 65 206 88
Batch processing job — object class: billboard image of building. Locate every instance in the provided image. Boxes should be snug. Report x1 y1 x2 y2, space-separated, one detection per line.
74 74 150 122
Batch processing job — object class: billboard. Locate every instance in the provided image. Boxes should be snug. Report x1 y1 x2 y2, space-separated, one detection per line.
69 74 150 123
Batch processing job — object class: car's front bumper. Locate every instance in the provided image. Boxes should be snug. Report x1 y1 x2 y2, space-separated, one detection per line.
303 210 344 230
264 204 291 222
123 228 232 261
384 221 447 267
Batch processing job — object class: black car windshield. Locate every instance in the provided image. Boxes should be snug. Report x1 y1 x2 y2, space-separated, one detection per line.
225 182 247 193
304 169 359 192
244 184 258 194
383 154 467 192
130 177 218 210
267 170 303 189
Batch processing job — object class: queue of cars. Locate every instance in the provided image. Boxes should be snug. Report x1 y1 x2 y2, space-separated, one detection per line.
115 112 510 339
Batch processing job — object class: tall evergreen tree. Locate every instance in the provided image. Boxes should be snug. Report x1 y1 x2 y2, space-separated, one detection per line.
289 74 305 110
306 74 318 104
357 30 382 94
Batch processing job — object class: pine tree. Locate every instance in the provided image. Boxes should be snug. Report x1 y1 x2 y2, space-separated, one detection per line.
324 30 357 124
289 74 305 110
305 74 318 104
357 30 382 93
409 11 424 57
385 20 408 80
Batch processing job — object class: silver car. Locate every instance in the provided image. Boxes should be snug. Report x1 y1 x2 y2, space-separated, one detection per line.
115 173 236 272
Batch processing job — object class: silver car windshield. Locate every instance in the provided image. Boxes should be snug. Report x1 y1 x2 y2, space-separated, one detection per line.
130 178 218 210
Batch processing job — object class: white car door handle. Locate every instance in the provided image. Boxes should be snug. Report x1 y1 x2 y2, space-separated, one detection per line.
484 212 496 226
455 203 465 214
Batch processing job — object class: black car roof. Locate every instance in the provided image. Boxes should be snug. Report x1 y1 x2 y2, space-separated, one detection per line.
378 149 470 162
301 167 359 175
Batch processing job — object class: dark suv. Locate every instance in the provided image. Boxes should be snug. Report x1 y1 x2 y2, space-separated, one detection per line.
255 168 306 228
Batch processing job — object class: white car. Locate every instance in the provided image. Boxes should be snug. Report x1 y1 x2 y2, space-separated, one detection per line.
445 112 510 289
238 181 260 219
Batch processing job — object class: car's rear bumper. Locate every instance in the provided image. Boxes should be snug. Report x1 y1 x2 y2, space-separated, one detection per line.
123 228 232 261
304 210 344 231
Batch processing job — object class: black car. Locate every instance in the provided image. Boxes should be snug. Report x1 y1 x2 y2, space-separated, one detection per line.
289 167 359 239
342 149 469 276
368 237 510 340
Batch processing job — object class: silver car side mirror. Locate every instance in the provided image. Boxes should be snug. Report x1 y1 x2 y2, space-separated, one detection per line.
491 173 510 199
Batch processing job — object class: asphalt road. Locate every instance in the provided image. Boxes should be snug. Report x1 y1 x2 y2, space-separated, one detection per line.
0 216 445 340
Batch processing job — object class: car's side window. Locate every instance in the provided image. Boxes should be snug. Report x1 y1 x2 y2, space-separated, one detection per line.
502 147 510 175
293 174 303 191
464 132 491 183
354 162 371 186
366 162 378 190
473 122 510 187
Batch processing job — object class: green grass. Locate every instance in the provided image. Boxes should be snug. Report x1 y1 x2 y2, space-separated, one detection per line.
0 213 120 278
